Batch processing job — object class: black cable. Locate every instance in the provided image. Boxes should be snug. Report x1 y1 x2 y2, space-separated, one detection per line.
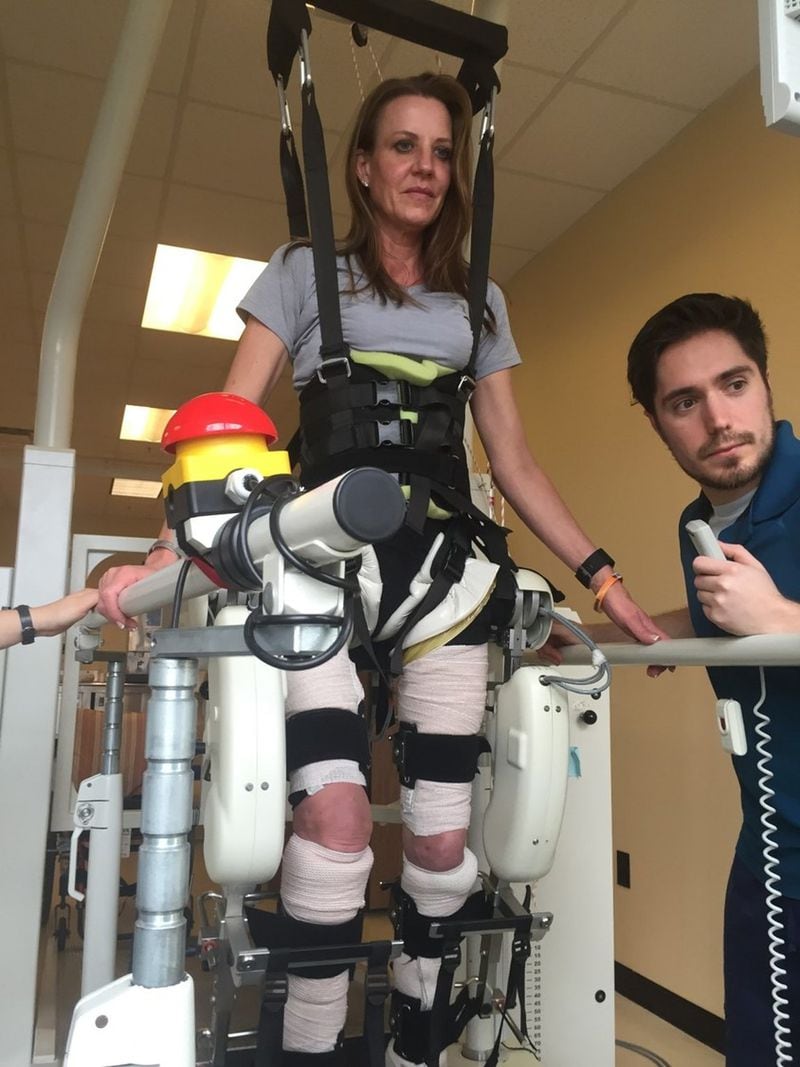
170 558 193 629
243 605 353 671
268 488 359 592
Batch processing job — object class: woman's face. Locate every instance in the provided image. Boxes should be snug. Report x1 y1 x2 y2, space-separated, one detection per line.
356 94 453 240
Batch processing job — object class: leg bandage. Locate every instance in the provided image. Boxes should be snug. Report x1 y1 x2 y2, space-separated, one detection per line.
390 851 482 1065
279 835 374 1052
394 851 479 1008
397 644 488 835
285 648 367 796
280 835 373 925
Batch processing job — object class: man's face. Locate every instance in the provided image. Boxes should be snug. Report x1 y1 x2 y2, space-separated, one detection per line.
648 329 775 504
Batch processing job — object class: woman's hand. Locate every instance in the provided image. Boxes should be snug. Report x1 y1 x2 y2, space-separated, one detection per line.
97 548 176 629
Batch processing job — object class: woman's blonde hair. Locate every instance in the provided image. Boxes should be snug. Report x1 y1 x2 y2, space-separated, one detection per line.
339 72 474 305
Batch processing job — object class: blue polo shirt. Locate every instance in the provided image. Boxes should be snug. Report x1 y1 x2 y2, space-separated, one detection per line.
679 420 800 898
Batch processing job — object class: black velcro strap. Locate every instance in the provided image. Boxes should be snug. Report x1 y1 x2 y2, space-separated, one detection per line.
246 906 364 979
391 886 489 960
392 723 490 788
390 992 432 1065
286 708 370 775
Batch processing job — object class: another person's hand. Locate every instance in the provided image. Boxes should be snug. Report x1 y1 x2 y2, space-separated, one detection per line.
693 542 800 635
31 587 99 636
97 548 176 629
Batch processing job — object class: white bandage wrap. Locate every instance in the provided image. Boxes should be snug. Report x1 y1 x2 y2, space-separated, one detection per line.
283 972 350 1052
396 645 488 834
285 647 364 716
401 850 478 918
280 838 373 1053
398 644 488 734
289 758 366 797
392 953 443 1013
280 836 373 925
400 779 473 836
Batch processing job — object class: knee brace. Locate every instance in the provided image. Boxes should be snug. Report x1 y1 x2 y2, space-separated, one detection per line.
389 854 485 1066
284 648 369 802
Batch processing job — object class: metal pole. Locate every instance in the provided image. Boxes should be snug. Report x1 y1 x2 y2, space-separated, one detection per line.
560 634 800 668
132 657 198 988
35 0 173 449
81 659 125 996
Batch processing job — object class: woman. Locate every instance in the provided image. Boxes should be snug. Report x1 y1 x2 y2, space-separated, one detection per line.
99 74 664 1067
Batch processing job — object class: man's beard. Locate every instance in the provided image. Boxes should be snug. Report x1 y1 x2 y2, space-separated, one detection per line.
673 425 775 494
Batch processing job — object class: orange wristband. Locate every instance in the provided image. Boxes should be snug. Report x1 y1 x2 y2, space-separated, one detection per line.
593 572 623 613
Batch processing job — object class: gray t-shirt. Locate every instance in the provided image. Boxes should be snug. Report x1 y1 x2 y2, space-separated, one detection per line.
237 244 521 389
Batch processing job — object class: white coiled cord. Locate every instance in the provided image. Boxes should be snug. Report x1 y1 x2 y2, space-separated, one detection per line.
752 665 794 1065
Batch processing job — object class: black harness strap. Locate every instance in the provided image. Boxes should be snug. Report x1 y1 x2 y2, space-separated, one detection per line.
285 707 371 774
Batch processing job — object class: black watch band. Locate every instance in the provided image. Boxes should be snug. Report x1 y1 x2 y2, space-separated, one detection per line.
16 604 36 645
575 549 615 589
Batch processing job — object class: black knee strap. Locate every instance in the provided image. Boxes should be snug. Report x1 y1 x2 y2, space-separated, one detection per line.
280 1045 346 1067
286 708 370 776
392 722 490 789
390 885 489 958
246 905 364 979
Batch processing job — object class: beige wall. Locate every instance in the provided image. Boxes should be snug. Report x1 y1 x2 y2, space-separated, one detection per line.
503 70 800 1016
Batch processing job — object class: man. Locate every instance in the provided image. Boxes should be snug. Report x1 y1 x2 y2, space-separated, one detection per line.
626 292 800 1065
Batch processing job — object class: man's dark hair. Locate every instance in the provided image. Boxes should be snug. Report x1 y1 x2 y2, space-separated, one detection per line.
627 293 769 415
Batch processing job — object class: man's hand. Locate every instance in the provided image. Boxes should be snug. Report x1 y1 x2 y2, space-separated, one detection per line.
693 542 800 635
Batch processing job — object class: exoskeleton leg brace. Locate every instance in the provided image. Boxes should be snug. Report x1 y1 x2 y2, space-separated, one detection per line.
390 643 490 1067
249 648 374 1059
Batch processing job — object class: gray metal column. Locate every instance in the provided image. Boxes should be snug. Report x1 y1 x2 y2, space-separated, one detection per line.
133 657 198 988
81 657 125 996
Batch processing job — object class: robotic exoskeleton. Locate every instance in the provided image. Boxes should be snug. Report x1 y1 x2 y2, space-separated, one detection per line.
66 3 612 1064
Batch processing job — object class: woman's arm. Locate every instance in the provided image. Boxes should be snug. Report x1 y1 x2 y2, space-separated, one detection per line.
471 368 666 644
97 318 289 627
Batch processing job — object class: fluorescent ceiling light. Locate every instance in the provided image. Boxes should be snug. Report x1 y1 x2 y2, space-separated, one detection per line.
142 244 267 341
120 404 176 443
110 478 163 499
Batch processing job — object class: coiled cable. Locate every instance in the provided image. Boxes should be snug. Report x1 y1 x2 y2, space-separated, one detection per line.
752 665 793 1065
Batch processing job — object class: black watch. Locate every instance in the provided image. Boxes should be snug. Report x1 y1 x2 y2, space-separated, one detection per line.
575 549 615 589
15 604 36 645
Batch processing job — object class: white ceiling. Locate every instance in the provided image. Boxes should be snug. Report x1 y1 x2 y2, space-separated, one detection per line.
0 0 759 550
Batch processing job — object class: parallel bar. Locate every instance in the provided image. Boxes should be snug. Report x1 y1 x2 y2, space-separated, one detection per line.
560 634 800 668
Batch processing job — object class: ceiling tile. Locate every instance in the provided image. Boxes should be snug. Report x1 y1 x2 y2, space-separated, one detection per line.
489 243 534 287
16 154 81 223
159 183 289 262
94 233 160 291
0 221 24 271
171 101 281 200
0 150 14 213
189 0 282 119
0 0 126 79
0 0 196 95
494 63 558 154
493 168 603 251
576 0 758 109
504 0 630 74
22 220 65 274
500 81 694 190
108 175 164 242
136 328 237 375
8 63 103 163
